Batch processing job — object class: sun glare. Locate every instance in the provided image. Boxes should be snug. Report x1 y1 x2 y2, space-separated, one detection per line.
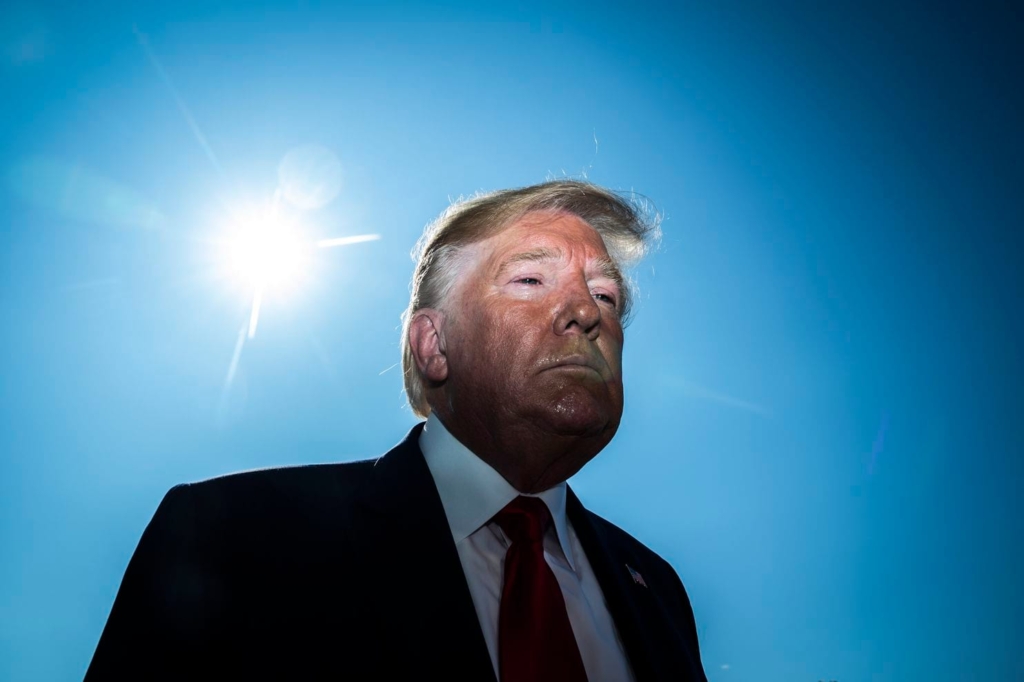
217 200 378 342
226 214 309 290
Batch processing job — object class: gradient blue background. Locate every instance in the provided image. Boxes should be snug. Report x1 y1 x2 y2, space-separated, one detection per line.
2 2 1021 680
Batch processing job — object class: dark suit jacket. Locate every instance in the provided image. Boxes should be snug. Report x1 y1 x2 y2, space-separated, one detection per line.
86 424 707 681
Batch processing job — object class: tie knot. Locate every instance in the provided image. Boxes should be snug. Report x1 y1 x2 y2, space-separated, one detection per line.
494 496 551 545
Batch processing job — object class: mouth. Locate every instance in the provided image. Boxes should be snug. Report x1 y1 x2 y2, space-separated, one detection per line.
543 355 603 375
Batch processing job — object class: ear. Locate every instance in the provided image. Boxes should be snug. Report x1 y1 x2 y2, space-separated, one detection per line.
408 309 449 384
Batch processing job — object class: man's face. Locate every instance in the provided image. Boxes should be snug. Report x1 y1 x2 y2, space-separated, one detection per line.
443 211 625 444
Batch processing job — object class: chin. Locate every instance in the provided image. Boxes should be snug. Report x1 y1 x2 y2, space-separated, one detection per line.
535 390 620 439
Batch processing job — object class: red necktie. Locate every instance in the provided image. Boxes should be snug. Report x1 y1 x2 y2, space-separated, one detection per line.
493 496 588 682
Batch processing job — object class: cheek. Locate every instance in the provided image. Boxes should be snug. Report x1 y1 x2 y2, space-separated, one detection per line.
494 311 544 362
602 331 625 372
460 307 538 373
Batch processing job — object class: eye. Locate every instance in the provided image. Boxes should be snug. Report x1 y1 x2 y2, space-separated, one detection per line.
593 292 617 306
515 277 542 285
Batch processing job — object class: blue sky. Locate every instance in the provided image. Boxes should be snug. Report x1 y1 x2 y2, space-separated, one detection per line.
1 1 1021 680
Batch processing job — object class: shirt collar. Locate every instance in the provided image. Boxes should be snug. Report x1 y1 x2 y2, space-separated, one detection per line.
419 412 576 571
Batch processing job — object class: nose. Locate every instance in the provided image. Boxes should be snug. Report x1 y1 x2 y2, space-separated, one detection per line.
554 279 601 339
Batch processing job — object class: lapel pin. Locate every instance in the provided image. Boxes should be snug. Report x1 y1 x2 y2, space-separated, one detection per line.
626 564 647 588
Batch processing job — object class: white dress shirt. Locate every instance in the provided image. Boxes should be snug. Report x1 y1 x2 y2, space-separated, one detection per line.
419 413 636 681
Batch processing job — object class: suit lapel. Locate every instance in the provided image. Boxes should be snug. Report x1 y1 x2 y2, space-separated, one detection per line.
349 425 495 681
567 488 703 682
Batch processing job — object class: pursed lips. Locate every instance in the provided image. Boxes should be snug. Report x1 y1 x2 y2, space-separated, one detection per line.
543 355 604 375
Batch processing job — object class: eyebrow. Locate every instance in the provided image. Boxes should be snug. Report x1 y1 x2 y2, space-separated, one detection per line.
495 247 562 277
592 256 625 292
495 247 625 291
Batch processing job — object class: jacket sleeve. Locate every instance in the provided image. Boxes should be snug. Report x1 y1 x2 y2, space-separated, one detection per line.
85 484 227 681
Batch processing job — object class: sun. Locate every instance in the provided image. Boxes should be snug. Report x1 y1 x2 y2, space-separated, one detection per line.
213 197 380 410
225 212 310 291
216 203 379 341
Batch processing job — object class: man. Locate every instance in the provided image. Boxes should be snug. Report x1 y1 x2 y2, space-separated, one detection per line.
86 180 707 681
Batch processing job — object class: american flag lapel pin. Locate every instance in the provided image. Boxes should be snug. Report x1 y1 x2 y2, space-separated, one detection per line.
626 564 647 588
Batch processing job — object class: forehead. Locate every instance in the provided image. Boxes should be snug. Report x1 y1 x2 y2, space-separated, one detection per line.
474 210 611 269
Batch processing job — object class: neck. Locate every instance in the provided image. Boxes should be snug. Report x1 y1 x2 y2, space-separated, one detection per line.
431 406 610 494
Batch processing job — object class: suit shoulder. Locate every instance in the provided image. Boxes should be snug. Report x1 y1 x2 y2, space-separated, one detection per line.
186 458 378 496
584 510 676 571
155 458 379 528
581 507 700 599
